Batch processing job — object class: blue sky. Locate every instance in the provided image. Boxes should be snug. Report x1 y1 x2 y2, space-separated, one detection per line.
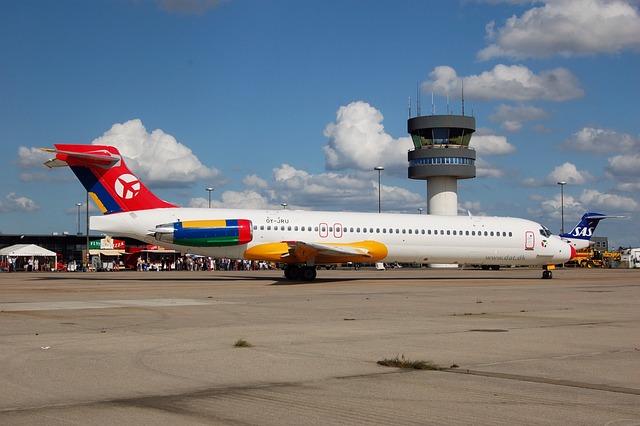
1 0 639 248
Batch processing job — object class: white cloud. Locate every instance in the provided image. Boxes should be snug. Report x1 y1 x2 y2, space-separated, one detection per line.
0 193 39 213
421 65 583 102
471 130 517 155
524 162 594 186
478 0 640 60
459 200 486 216
15 146 51 169
614 182 640 192
191 162 426 213
560 127 640 154
489 104 549 132
475 158 504 178
579 188 638 212
242 174 268 189
547 162 595 186
322 101 412 173
607 154 640 178
16 146 78 183
92 119 222 188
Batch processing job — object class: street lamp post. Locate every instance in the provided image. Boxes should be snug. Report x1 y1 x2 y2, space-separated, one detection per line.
374 166 384 213
418 208 423 215
85 192 89 270
76 203 82 235
206 187 214 208
281 203 287 210
557 181 566 234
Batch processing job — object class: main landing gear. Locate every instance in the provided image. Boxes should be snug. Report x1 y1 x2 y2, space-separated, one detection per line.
283 264 317 281
541 267 553 279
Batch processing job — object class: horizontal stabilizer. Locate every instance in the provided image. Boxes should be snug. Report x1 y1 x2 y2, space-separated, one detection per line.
40 147 120 168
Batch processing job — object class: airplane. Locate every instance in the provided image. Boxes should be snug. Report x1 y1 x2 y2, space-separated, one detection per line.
41 144 579 280
560 213 623 250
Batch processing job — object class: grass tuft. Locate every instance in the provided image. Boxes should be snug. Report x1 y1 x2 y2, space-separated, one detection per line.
234 338 252 347
377 354 441 370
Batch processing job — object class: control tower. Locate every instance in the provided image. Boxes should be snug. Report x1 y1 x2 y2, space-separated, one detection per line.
407 114 476 216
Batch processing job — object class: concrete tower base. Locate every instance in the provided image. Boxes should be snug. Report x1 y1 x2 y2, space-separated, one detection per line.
428 176 460 268
427 176 458 216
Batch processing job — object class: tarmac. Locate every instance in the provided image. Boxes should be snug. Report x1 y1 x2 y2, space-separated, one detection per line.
0 267 638 425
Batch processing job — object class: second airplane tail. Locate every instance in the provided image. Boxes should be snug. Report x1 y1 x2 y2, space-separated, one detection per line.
41 144 178 214
560 212 622 250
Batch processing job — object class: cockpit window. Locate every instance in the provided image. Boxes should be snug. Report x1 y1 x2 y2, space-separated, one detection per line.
539 227 551 238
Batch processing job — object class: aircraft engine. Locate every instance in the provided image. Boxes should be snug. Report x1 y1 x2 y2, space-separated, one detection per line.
153 219 253 247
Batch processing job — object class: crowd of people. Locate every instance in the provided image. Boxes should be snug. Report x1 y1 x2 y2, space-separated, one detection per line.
136 255 276 272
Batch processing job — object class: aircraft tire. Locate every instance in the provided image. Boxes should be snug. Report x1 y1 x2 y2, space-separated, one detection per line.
301 266 317 281
284 264 301 280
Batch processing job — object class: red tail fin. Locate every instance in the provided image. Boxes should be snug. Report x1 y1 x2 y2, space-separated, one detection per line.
42 144 178 214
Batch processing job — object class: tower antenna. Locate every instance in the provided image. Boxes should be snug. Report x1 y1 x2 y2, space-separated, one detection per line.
431 92 434 115
461 81 465 116
408 96 411 118
416 84 421 117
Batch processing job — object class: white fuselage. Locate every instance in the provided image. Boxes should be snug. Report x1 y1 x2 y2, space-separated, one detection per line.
92 207 573 266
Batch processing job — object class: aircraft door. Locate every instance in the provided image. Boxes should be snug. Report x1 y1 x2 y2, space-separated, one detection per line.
525 231 535 250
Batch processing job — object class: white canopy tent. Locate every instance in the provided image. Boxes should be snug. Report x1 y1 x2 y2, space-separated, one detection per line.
0 244 57 271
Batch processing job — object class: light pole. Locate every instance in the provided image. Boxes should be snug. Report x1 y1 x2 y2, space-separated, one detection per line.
85 192 89 269
557 181 566 234
418 208 423 215
205 187 214 208
281 203 287 210
76 203 82 235
374 166 384 213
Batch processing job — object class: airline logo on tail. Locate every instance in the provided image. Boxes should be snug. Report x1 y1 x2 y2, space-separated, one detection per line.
115 174 141 199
